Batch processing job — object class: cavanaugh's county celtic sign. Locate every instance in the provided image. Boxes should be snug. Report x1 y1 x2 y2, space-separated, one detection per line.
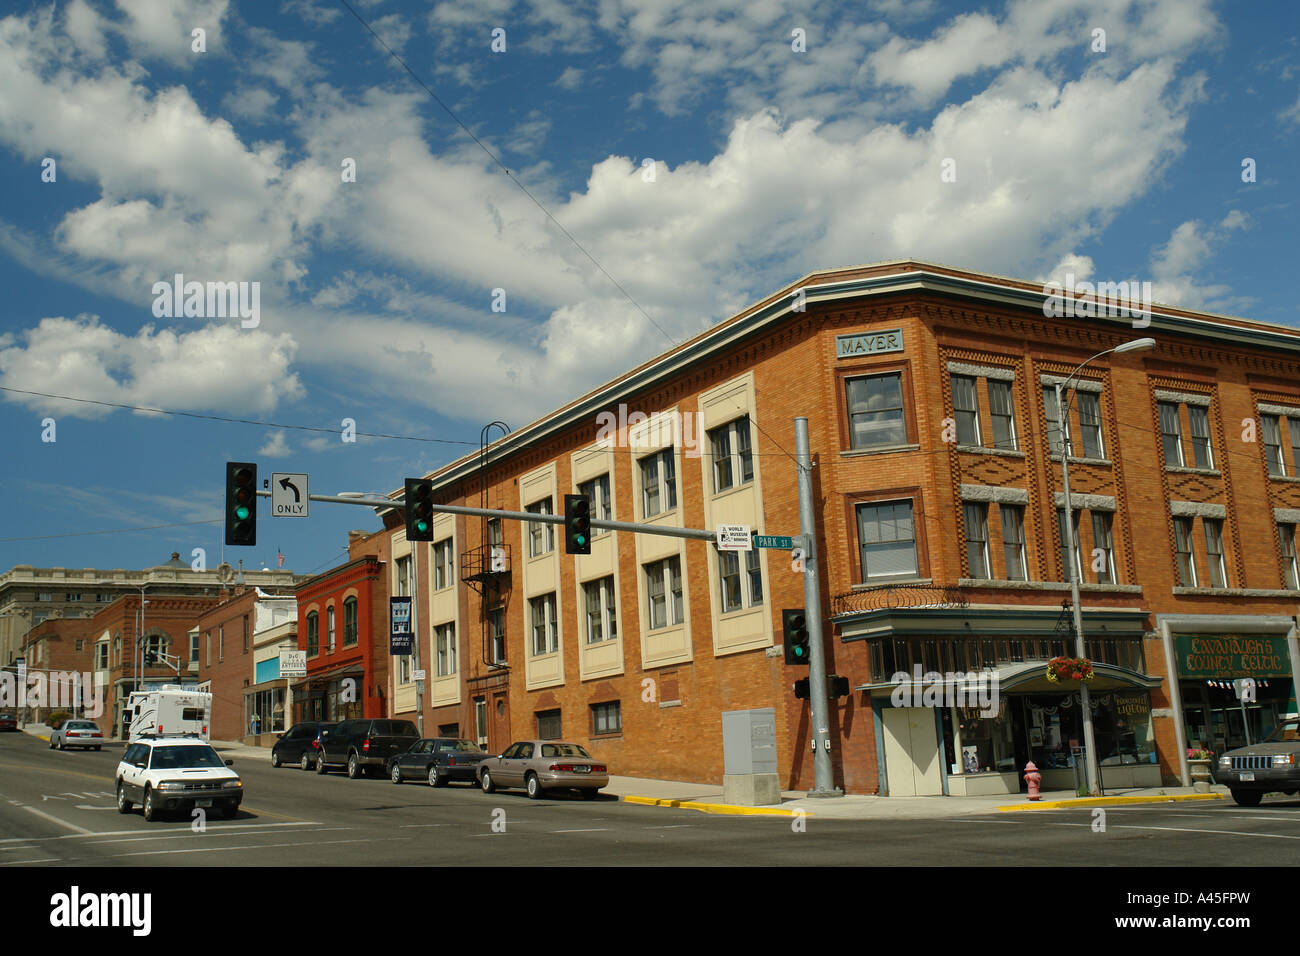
1174 635 1292 679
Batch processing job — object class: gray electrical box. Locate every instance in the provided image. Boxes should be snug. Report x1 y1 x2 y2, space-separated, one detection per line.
722 707 778 776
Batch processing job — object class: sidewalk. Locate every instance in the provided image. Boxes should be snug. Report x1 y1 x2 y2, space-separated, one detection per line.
25 726 1229 820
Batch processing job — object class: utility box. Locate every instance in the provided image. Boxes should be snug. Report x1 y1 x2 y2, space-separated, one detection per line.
722 708 781 805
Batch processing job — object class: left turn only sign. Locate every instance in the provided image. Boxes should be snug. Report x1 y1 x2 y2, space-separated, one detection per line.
272 473 309 517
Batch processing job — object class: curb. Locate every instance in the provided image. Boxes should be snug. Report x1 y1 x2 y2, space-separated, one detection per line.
996 793 1226 811
622 795 811 817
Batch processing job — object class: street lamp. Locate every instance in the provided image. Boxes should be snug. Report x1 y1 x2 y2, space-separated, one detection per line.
1055 337 1155 796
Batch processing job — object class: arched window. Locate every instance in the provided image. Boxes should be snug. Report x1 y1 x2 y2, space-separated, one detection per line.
306 612 319 656
343 597 358 647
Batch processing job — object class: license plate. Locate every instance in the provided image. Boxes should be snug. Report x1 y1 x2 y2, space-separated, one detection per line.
572 766 590 774
195 798 213 808
1239 772 1255 782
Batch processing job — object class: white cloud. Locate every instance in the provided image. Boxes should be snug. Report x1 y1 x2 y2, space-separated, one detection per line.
258 430 291 457
1149 212 1250 311
114 0 231 66
555 66 584 90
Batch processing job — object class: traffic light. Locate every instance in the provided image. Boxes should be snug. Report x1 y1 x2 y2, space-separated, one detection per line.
225 462 257 546
830 675 850 697
564 494 591 555
405 478 434 542
783 608 810 665
793 677 810 700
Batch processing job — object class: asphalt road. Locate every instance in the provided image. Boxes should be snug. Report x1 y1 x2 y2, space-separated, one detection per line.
3 731 1300 867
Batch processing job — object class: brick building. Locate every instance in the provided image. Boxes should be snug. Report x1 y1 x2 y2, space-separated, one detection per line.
359 260 1299 796
196 588 297 741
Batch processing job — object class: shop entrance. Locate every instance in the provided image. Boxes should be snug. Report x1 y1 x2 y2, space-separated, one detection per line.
1181 679 1295 752
882 708 943 796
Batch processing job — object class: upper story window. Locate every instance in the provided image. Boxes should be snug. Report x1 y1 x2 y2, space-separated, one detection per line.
489 607 506 665
1056 507 1118 584
1262 414 1287 475
306 612 319 656
951 375 981 445
639 450 677 518
1045 383 1105 459
1160 397 1214 469
395 555 411 597
963 503 990 578
846 373 906 450
433 539 454 589
1173 517 1197 587
578 474 613 526
487 517 504 547
963 500 1029 582
1002 505 1027 582
857 501 918 581
327 606 335 653
709 416 754 493
526 498 554 557
1187 406 1213 468
529 593 558 656
435 622 456 676
583 577 618 644
645 556 684 629
1279 523 1299 589
718 548 763 613
343 597 358 646
1077 392 1103 459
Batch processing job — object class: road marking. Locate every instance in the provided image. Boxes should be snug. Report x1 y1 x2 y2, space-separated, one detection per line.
641 824 696 829
84 827 352 846
551 828 610 833
399 824 449 828
0 820 321 845
0 858 57 865
22 806 92 835
120 837 405 857
1049 822 1300 839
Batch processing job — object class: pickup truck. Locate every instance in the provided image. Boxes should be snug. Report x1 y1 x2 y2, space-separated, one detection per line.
315 718 420 779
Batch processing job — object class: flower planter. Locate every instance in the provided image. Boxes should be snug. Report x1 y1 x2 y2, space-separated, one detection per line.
1189 758 1213 793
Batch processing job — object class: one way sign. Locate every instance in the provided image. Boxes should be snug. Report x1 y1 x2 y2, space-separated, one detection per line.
271 473 309 517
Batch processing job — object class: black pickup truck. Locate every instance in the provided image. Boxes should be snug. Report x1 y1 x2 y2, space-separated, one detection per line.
315 718 420 779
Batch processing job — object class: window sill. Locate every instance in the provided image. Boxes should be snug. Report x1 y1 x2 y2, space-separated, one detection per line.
591 732 623 740
1268 475 1300 484
852 577 931 591
954 445 1026 458
959 579 1143 593
1173 586 1298 597
841 443 920 458
658 699 683 709
1048 454 1112 467
1166 466 1220 477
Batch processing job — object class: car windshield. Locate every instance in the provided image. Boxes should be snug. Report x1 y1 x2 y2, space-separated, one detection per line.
1265 719 1300 743
541 743 591 758
149 746 226 769
437 740 482 753
67 722 97 729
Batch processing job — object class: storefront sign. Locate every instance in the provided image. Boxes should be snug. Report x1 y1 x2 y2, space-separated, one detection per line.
1174 634 1292 679
390 597 413 656
835 329 903 359
278 650 306 677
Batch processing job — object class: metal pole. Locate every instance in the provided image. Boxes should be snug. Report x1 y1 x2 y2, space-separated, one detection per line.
795 417 840 797
1057 383 1102 796
412 546 424 738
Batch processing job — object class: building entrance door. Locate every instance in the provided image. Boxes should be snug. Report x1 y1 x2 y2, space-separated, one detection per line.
882 707 943 796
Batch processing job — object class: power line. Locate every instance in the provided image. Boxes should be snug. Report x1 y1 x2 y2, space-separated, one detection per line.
0 519 221 543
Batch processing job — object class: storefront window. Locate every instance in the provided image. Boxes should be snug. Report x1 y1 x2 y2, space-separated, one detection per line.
944 702 1016 775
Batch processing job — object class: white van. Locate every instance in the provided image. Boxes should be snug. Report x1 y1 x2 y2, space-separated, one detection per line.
126 686 212 741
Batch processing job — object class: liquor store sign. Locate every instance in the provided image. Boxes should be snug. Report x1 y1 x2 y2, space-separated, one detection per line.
1174 635 1292 679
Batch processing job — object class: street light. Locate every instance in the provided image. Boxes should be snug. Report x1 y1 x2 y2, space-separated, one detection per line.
1055 337 1155 796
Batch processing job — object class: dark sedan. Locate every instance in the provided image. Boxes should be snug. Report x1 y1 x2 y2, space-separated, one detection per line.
0 712 17 732
271 721 338 770
388 738 490 787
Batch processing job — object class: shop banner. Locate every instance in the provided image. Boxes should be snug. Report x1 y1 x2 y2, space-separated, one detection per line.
1174 634 1292 679
390 597 413 656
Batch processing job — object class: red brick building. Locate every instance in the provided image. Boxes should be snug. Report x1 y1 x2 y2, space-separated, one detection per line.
361 260 1300 796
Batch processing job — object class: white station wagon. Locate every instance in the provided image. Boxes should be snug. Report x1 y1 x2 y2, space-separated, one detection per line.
115 736 243 821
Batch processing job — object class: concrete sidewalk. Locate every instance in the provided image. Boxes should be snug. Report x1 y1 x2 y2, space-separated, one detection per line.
24 726 1229 820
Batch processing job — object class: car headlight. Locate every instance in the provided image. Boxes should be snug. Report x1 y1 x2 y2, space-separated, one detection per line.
223 779 243 788
157 782 184 791
1219 756 1230 768
1274 754 1295 766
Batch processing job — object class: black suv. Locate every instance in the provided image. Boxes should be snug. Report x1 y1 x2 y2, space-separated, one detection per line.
271 721 338 770
1217 715 1300 806
315 718 420 779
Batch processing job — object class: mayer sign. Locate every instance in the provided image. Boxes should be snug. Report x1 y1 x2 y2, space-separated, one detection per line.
836 329 903 358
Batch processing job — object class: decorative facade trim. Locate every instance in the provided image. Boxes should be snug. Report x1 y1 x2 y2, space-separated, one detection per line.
1040 374 1103 392
960 484 1030 504
946 361 1015 381
1258 402 1300 418
1170 500 1227 519
1052 492 1116 511
1154 389 1212 407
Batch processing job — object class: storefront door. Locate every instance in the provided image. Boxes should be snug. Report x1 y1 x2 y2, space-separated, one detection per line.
882 708 943 796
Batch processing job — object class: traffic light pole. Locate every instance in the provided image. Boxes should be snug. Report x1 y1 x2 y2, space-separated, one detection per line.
795 418 840 797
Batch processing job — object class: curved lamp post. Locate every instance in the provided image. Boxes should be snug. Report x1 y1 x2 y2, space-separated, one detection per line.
1055 337 1155 795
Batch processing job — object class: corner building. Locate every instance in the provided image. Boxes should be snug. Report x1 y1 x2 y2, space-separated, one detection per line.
377 261 1300 796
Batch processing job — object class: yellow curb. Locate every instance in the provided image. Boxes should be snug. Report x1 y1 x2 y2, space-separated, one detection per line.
997 793 1227 811
622 795 811 817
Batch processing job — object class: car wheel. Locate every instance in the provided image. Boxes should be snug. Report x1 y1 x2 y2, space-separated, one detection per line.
347 753 360 779
316 752 328 774
49 737 55 749
271 751 281 768
480 769 496 794
391 764 403 784
116 782 132 814
143 787 157 822
301 752 312 771
429 766 446 788
526 773 544 800
1231 789 1262 807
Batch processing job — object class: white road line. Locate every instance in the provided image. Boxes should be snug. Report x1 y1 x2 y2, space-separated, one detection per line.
641 825 695 830
84 827 352 846
0 820 321 845
121 837 406 857
399 824 449 828
22 805 92 835
1049 822 1300 839
0 858 58 865
551 828 610 833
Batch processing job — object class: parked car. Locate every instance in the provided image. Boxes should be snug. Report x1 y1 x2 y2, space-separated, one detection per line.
1217 715 1300 806
50 719 104 750
271 721 338 770
316 718 420 779
115 736 243 821
0 712 17 732
388 738 490 786
477 740 608 799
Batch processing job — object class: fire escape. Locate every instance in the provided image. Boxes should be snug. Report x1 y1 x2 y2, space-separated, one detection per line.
461 422 512 694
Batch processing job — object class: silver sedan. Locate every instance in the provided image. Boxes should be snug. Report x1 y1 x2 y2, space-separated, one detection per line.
477 740 608 799
50 719 105 750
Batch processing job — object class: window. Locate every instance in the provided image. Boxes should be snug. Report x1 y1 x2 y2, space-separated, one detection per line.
343 597 358 647
526 498 554 557
1187 406 1213 468
1001 505 1027 581
857 501 918 580
536 709 562 740
243 615 249 654
434 539 454 589
963 503 990 578
709 416 755 493
583 577 618 644
36 592 51 602
74 638 84 652
1056 510 1083 583
1091 512 1115 584
95 643 108 669
1204 519 1227 588
190 633 199 664
988 381 1017 450
639 450 677 517
489 607 506 665
475 698 488 746
487 518 503 547
1173 517 1197 587
1262 414 1285 476
395 555 411 597
645 556 684 629
219 626 224 661
98 593 114 602
327 606 335 652
435 622 456 676
718 547 764 612
578 474 613 524
65 592 81 602
529 593 557 655
950 375 981 445
1158 402 1184 467
306 612 319 656
1280 524 1299 589
846 373 906 450
398 653 411 685
1290 418 1300 476
1077 392 1104 459
592 701 622 735
1043 387 1064 455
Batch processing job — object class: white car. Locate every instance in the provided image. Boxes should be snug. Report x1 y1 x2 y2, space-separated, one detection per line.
50 719 104 750
115 737 243 821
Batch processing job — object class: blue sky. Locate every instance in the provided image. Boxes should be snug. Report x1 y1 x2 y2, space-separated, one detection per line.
0 0 1296 576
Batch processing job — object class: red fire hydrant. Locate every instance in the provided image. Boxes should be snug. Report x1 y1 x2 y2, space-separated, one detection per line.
1024 761 1042 801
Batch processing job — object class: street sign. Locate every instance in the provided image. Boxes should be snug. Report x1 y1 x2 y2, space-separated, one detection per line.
716 524 752 551
390 597 412 656
279 649 306 677
754 535 795 549
271 473 309 517
413 669 427 681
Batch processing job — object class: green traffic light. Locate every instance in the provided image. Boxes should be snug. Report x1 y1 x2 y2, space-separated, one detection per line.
235 505 250 520
416 520 429 533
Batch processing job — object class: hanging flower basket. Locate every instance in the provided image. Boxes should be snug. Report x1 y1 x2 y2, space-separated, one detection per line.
1046 656 1094 684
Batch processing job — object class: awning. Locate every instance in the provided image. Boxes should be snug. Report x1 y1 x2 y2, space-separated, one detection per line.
291 662 364 689
242 678 290 696
857 661 1162 696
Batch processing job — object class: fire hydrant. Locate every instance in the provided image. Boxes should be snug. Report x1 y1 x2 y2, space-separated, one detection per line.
1024 761 1042 801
